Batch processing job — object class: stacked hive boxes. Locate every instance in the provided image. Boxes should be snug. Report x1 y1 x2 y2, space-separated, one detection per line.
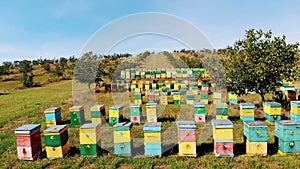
146 103 157 122
14 124 42 160
186 91 195 105
152 83 157 90
147 92 155 103
213 92 222 104
228 92 238 105
158 80 163 90
172 91 181 104
143 122 162 156
201 84 209 92
176 121 197 157
109 105 123 125
130 68 135 79
130 104 142 123
244 121 268 156
130 82 136 92
69 105 85 126
290 101 300 122
135 69 140 78
145 81 150 91
160 92 168 105
120 71 126 79
140 69 146 78
154 90 160 102
161 69 166 78
199 92 209 104
264 102 281 123
216 103 228 120
275 120 300 155
212 120 234 157
150 70 155 78
114 122 132 156
134 92 142 104
194 102 206 123
79 123 100 157
90 104 106 124
44 107 61 127
240 103 255 121
44 125 70 159
138 81 143 90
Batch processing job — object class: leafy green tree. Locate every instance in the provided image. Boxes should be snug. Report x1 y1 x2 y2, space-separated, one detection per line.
74 52 99 90
19 60 34 87
223 29 299 101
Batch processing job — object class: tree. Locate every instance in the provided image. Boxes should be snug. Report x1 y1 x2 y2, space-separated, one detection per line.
19 60 34 87
74 52 99 90
223 29 299 101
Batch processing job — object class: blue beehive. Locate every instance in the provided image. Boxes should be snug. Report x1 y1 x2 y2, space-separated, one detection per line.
114 122 132 156
275 120 300 154
143 122 162 156
244 121 268 142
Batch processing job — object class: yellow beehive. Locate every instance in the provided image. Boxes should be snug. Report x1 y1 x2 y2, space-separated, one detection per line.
216 115 228 120
79 124 100 144
144 132 161 144
213 128 233 140
178 142 196 156
174 83 179 90
114 130 131 143
45 140 70 159
246 141 267 156
134 99 142 104
109 109 120 118
264 102 281 115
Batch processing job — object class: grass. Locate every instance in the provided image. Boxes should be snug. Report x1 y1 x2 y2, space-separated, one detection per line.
0 82 299 169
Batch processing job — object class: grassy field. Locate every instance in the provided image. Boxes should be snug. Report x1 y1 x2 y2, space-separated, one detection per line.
1 81 300 169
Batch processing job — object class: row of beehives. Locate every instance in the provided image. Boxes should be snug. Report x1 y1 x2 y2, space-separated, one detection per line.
120 68 209 80
114 79 209 93
14 118 300 160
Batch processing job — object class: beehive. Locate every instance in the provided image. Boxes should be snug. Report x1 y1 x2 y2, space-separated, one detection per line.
275 120 300 154
44 125 70 159
156 70 161 78
125 69 130 79
290 101 300 122
152 83 157 90
194 102 206 123
243 121 268 156
80 123 100 157
165 81 171 90
171 70 176 78
158 80 164 91
14 124 42 160
109 105 123 125
143 122 162 156
186 91 195 105
176 69 182 78
240 103 255 121
146 70 150 78
145 81 150 91
228 92 238 105
140 69 146 78
160 92 168 105
201 84 209 92
174 82 180 90
213 92 222 104
166 69 172 78
176 121 197 157
199 92 209 104
212 120 234 157
44 107 61 127
69 105 85 126
154 90 160 102
130 83 136 92
172 91 181 104
161 69 166 78
264 102 281 123
130 68 135 79
216 103 228 120
148 92 155 103
114 122 132 156
130 104 142 123
90 104 106 124
135 69 140 78
120 71 126 79
150 70 155 78
134 92 142 104
146 103 157 122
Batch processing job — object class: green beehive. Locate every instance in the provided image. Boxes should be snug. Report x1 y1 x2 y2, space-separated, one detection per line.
186 91 195 105
69 106 85 126
194 102 205 114
161 69 166 78
150 70 156 78
79 123 100 157
140 69 146 78
146 70 151 78
156 70 161 78
130 68 135 79
135 69 140 78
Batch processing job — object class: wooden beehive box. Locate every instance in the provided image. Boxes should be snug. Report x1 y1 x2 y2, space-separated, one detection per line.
134 92 142 104
186 91 195 105
146 103 157 122
143 122 162 156
216 103 228 120
240 103 255 121
109 105 123 125
130 104 142 123
14 124 42 160
213 92 222 104
160 92 168 105
176 120 197 157
148 92 155 103
199 92 209 104
228 92 238 105
243 121 267 142
212 120 233 141
291 101 300 115
171 91 181 104
79 123 100 157
90 104 106 124
194 102 206 123
44 125 70 159
114 122 132 156
246 140 267 156
44 107 61 127
69 105 85 126
264 102 281 115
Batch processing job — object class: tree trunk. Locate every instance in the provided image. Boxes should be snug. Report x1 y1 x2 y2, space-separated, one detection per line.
260 93 265 102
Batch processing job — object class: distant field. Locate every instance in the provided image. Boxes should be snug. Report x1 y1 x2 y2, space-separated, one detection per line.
0 80 298 169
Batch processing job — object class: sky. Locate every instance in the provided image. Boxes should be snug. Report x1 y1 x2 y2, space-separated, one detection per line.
0 0 300 63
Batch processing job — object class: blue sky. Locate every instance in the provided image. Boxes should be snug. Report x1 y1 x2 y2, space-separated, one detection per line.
0 0 300 63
